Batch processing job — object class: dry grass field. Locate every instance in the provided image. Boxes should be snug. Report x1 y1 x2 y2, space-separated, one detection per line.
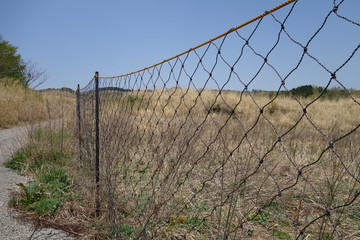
0 79 45 128
0 78 75 129
2 78 358 239
78 87 360 239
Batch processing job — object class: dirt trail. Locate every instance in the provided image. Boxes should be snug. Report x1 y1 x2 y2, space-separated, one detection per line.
0 125 74 240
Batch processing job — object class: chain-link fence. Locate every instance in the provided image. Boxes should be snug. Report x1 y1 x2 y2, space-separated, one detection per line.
77 0 359 238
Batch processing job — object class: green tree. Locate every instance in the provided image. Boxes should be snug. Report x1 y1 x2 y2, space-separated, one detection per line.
0 39 27 85
0 37 47 88
289 85 314 98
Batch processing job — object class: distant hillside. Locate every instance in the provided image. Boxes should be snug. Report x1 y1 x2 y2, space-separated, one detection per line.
38 85 359 100
39 87 75 94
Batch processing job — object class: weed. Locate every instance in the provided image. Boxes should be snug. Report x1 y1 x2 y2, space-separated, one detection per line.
126 95 140 105
34 127 45 141
169 215 187 226
246 229 254 237
321 233 333 240
138 166 150 174
123 95 149 109
349 209 360 222
117 223 140 237
88 221 105 229
4 147 31 172
272 229 293 240
208 103 234 116
12 166 70 216
268 102 279 115
185 215 209 229
17 181 43 207
28 197 62 216
248 211 272 226
39 166 69 186
193 201 210 212
280 220 291 227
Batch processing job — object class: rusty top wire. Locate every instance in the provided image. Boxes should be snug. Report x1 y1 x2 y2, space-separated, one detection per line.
100 0 297 79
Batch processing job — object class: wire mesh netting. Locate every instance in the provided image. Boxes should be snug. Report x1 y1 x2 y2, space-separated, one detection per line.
78 0 359 239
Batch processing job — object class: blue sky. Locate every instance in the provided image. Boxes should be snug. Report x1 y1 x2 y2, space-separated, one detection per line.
1 0 359 90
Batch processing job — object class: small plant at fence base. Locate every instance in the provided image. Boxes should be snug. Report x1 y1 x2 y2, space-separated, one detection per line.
4 146 31 173
10 166 70 216
4 126 81 228
5 124 126 238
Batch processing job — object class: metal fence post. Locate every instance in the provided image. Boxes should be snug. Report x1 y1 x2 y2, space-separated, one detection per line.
94 71 101 217
76 84 82 163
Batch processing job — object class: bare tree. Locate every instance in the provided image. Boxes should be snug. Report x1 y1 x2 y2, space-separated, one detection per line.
23 61 49 89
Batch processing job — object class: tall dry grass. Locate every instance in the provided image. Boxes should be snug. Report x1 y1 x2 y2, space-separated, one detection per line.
79 87 360 239
0 78 75 129
1 80 95 237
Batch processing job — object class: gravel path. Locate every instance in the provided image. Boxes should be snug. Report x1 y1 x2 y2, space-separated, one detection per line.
0 125 75 240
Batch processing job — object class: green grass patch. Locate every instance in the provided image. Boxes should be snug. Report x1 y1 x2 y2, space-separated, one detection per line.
247 209 273 226
117 223 141 237
280 220 291 227
4 126 72 172
12 166 70 216
123 95 149 109
6 126 74 217
271 229 293 240
3 145 32 172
